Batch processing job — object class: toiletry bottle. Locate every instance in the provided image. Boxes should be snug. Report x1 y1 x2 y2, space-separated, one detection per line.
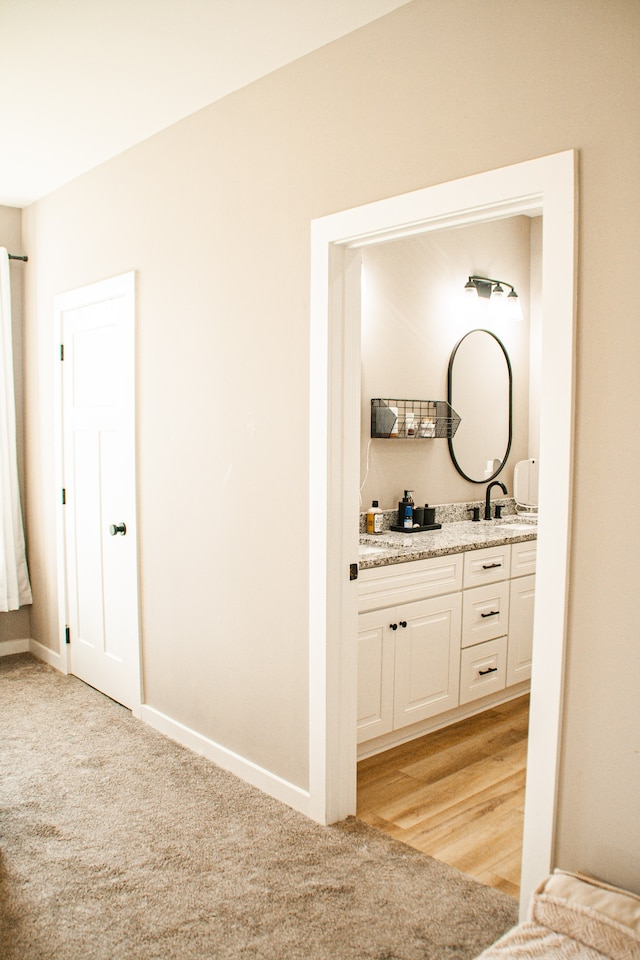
366 500 383 534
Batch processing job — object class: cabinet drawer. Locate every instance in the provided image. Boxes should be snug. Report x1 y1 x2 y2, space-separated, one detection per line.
462 580 510 648
358 553 463 612
511 539 537 577
460 636 507 705
463 545 511 588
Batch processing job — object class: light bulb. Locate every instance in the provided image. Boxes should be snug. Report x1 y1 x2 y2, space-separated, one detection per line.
490 291 508 321
506 289 523 321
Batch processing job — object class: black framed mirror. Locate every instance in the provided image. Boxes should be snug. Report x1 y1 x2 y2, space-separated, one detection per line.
447 329 512 483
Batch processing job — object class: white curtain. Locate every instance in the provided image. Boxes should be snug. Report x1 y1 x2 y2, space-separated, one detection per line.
0 248 32 610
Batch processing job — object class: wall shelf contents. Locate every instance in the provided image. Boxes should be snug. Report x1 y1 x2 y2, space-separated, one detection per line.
371 399 461 440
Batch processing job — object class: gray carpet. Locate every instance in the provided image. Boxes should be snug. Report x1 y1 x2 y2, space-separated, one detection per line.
0 654 518 959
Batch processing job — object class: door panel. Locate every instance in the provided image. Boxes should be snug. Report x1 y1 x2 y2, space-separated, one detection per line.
57 274 139 710
393 594 461 727
507 574 535 686
357 619 394 743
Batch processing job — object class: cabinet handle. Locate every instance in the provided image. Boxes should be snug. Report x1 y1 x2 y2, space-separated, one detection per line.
390 623 398 630
399 621 407 628
482 562 502 570
478 666 498 675
480 610 499 618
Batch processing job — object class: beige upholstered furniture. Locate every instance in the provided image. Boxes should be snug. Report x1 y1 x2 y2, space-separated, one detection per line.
475 870 640 959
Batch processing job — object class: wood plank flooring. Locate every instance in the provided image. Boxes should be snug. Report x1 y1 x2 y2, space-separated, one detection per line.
356 695 529 899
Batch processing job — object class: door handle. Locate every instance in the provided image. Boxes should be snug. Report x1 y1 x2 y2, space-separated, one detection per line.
109 523 127 536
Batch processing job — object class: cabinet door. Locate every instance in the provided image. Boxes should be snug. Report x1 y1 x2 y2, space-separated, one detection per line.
507 573 535 685
393 594 462 729
357 614 395 743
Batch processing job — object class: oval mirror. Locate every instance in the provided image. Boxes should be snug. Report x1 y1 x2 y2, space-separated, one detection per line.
447 329 512 483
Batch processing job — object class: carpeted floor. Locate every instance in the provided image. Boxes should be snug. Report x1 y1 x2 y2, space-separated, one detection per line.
0 654 518 959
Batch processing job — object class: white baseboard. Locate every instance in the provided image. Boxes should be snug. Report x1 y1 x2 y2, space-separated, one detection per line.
140 704 311 818
0 638 30 655
0 638 66 672
3 641 310 820
29 638 65 671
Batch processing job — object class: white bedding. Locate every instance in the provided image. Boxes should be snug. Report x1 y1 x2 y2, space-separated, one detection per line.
475 871 640 960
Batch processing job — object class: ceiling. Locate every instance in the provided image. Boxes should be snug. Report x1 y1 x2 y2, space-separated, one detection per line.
0 0 409 208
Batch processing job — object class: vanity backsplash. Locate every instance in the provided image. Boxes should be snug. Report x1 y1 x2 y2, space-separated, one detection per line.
359 497 517 534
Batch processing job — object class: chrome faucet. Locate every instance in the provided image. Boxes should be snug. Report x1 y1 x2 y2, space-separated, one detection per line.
484 480 508 520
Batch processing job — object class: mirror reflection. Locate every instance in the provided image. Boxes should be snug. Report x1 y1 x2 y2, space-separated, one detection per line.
447 329 512 483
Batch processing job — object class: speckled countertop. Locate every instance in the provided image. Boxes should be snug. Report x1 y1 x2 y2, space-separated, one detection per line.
359 517 537 569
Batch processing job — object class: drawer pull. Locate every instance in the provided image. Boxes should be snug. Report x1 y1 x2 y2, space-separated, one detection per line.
479 666 498 675
399 621 407 628
482 562 502 570
480 610 499 618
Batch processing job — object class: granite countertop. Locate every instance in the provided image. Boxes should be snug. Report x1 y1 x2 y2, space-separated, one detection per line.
359 517 537 569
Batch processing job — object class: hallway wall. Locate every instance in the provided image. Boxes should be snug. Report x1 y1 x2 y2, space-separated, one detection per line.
21 0 640 893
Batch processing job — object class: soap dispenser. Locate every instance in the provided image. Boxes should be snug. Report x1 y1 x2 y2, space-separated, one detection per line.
398 491 414 529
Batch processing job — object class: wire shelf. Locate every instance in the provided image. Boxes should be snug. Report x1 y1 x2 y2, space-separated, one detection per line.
371 398 461 439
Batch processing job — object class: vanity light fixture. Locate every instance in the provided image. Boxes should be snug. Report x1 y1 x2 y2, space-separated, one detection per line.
464 275 523 321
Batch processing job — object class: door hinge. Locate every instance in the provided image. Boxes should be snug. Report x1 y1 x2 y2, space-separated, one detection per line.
61 487 66 505
65 625 71 645
60 343 64 361
349 562 359 581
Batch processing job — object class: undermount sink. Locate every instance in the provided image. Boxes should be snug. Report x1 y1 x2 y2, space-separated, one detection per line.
493 522 537 532
359 543 389 554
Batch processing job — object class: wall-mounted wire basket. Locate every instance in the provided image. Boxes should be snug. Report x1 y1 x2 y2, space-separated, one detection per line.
371 398 461 439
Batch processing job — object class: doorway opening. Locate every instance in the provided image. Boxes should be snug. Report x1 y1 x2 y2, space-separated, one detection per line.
308 151 576 917
353 213 540 899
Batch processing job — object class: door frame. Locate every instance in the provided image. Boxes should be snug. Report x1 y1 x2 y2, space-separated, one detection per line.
308 151 577 917
53 271 142 717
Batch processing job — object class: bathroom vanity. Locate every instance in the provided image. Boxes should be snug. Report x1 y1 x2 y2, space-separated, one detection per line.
357 519 536 757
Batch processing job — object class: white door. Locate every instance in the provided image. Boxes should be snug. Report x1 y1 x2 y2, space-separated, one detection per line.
56 273 140 711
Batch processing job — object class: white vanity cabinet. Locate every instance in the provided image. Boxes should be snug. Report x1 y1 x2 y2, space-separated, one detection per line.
357 593 462 742
357 554 463 744
357 536 537 750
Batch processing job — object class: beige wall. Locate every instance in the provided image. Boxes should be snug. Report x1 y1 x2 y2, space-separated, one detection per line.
21 0 640 892
0 206 31 647
360 216 532 510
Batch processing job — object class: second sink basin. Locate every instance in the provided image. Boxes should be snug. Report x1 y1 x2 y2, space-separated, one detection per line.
493 522 537 532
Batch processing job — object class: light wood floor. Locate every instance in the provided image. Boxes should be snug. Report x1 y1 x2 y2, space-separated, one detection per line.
356 695 529 899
